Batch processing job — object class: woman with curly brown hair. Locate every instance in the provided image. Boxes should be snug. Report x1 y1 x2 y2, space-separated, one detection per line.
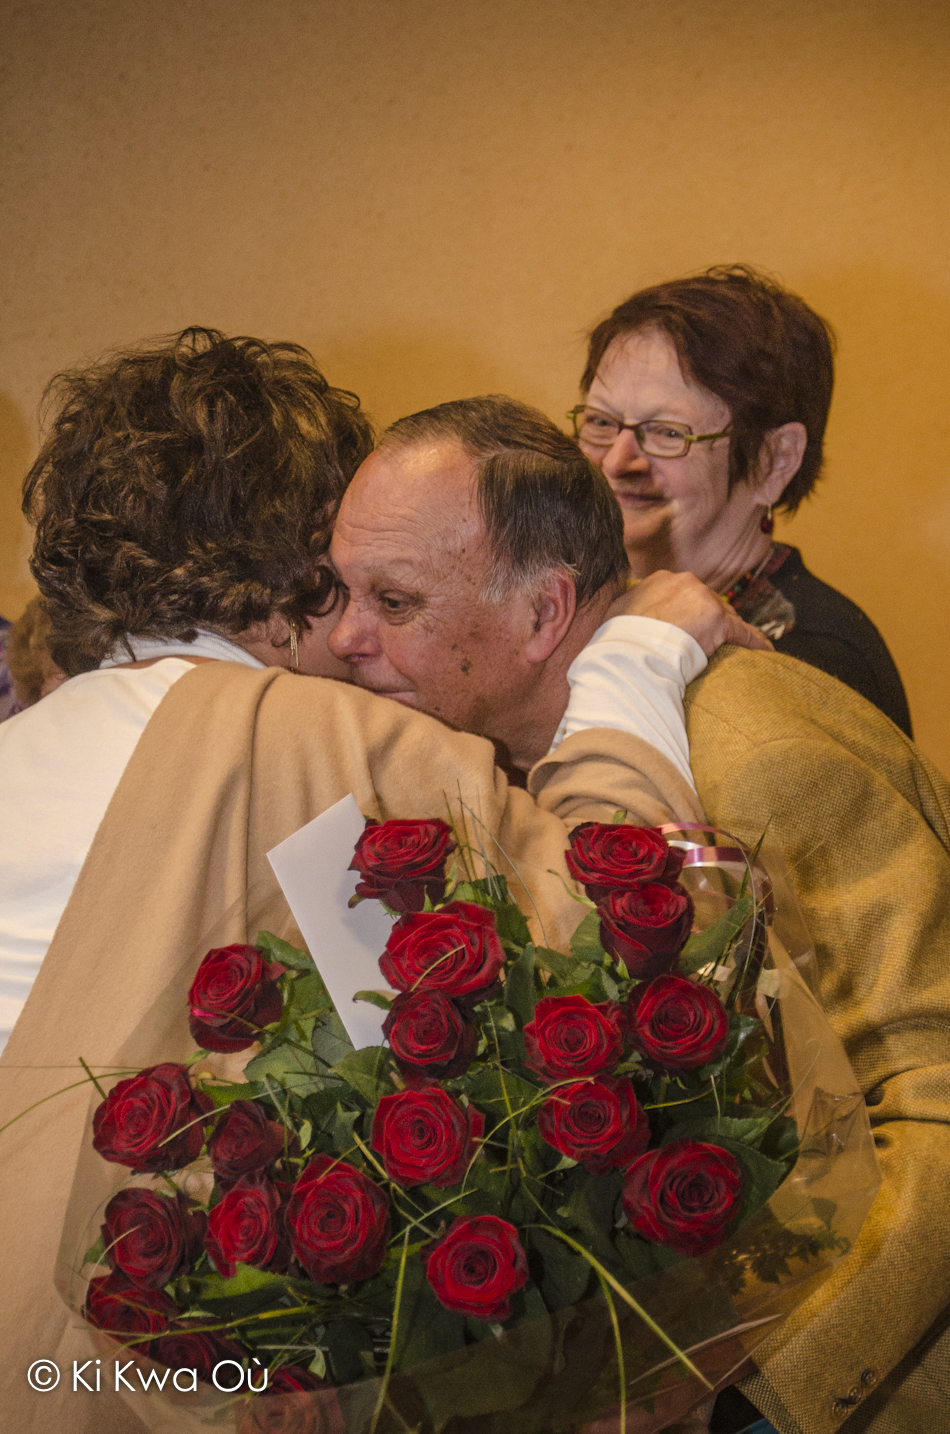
0 326 375 1050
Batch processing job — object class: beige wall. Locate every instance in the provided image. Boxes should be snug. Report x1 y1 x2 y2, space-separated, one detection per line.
3 0 949 768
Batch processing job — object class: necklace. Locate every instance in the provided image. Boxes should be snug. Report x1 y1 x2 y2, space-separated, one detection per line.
719 544 777 606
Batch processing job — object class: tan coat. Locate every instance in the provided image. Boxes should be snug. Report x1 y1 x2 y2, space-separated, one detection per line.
0 661 697 1434
541 648 950 1434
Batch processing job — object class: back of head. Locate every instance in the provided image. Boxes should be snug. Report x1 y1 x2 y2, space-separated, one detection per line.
582 265 836 513
380 395 628 605
24 327 374 673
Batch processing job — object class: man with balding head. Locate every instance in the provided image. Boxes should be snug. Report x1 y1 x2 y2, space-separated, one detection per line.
329 396 950 1434
329 395 765 780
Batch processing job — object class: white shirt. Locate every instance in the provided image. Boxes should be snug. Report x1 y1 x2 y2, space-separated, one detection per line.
0 633 263 1051
552 616 706 785
0 617 703 1050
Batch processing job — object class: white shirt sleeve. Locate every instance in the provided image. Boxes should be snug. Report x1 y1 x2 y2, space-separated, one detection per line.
548 616 707 790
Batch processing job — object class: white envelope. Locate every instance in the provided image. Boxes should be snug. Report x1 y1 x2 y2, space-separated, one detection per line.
267 794 396 1049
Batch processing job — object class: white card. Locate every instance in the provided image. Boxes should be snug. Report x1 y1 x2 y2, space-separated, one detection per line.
267 794 396 1049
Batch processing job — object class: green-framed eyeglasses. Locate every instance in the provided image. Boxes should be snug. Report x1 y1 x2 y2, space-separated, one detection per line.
568 405 731 458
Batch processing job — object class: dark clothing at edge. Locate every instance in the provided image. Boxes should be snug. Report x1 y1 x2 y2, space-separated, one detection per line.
759 547 911 738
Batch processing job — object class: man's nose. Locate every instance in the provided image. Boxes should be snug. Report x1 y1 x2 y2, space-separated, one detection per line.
327 598 377 659
599 429 652 481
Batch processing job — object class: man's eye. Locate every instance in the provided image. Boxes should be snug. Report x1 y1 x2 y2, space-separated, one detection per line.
378 593 413 616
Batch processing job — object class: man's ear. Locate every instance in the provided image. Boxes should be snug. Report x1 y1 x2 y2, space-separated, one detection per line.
523 569 577 663
756 422 807 504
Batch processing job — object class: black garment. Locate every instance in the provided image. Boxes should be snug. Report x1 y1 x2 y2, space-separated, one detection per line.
740 546 913 738
711 1385 769 1433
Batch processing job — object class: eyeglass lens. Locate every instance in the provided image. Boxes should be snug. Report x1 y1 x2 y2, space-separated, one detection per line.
574 410 691 457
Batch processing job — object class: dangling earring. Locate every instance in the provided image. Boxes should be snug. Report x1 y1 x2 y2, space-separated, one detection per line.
288 620 300 671
760 504 774 535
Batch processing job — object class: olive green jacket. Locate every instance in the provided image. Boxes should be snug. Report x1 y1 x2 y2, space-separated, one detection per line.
537 648 950 1434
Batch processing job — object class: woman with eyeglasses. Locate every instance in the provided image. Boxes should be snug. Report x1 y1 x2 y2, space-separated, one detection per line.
570 265 912 736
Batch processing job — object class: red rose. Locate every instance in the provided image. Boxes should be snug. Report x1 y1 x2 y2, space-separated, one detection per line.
102 1188 206 1289
85 1271 177 1354
379 902 505 1004
371 1088 484 1188
599 883 694 976
537 1076 650 1174
566 824 684 901
92 1063 214 1172
152 1328 248 1382
205 1175 288 1278
422 1215 528 1321
382 989 477 1083
622 1137 743 1256
627 975 729 1071
286 1155 390 1285
240 1367 344 1434
350 818 455 913
209 1100 288 1189
189 944 285 1053
523 995 624 1084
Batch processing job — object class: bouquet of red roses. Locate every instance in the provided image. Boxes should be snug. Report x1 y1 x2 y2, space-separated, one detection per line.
64 817 879 1434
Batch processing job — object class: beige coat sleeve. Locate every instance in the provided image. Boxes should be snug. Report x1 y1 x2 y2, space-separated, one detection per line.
685 648 950 1434
528 726 705 828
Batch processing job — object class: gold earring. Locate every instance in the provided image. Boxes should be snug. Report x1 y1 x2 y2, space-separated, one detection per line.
288 621 300 670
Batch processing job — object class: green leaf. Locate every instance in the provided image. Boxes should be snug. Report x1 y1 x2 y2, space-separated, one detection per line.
324 1319 376 1384
465 1066 539 1134
557 1169 624 1269
520 1124 564 1178
83 1233 106 1267
284 970 333 1023
531 1227 592 1310
329 1102 362 1157
331 1046 392 1106
312 1009 355 1071
353 990 392 1011
661 1113 776 1149
546 966 617 1004
678 897 753 975
244 1037 325 1098
533 946 579 983
570 909 609 966
201 1262 286 1301
390 1253 465 1370
503 944 537 1027
732 1141 791 1216
452 875 510 908
507 1280 548 1329
493 902 532 951
615 1231 672 1281
198 1078 265 1109
256 930 316 972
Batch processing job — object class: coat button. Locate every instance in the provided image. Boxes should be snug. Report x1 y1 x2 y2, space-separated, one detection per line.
832 1395 860 1419
860 1368 879 1389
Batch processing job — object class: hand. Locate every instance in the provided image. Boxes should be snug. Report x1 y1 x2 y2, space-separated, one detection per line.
607 570 773 657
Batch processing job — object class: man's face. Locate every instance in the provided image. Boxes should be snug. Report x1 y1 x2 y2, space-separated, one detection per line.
327 439 541 742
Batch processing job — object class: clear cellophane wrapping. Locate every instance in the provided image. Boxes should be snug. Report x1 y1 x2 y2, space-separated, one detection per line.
57 833 880 1434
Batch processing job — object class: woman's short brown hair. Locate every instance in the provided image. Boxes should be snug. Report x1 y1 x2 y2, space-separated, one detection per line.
581 265 836 514
23 327 374 673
